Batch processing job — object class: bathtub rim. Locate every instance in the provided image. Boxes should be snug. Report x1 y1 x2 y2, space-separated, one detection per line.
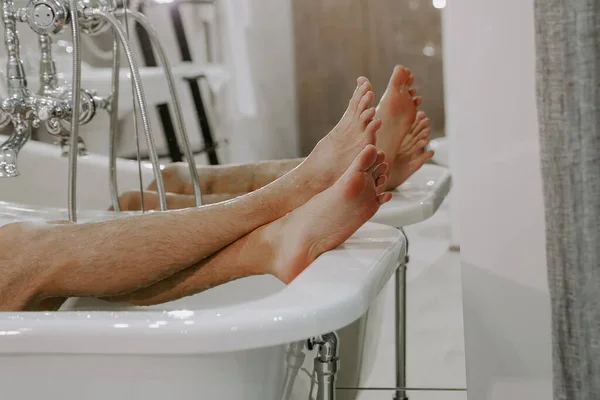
371 163 452 227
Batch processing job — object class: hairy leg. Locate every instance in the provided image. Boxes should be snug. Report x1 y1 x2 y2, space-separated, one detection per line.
0 177 296 310
148 158 305 197
105 146 391 306
2 83 380 311
114 190 245 211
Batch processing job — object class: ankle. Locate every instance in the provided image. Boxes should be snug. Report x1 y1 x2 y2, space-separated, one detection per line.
252 215 303 282
242 222 282 277
260 215 322 284
296 158 331 195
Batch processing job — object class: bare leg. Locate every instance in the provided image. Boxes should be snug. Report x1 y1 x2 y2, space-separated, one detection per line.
113 190 245 211
117 109 435 210
0 187 292 310
104 145 391 305
1 84 380 311
135 66 419 203
148 158 305 197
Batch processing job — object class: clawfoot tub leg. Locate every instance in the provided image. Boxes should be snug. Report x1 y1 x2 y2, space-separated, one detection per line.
309 332 340 400
394 228 409 400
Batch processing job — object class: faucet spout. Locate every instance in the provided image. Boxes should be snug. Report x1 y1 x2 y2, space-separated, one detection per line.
0 117 31 177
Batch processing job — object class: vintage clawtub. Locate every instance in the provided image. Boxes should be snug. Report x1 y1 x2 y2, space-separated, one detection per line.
0 136 450 399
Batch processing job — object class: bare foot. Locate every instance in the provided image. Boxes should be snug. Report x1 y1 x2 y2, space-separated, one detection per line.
400 111 429 154
358 66 420 172
386 111 435 190
298 80 382 192
262 145 393 284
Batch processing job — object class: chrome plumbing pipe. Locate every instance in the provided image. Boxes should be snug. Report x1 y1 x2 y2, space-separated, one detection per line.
310 332 340 400
108 34 121 211
2 0 27 99
37 34 58 95
66 0 81 221
0 0 29 177
279 341 306 400
394 227 409 400
116 8 202 207
83 7 167 211
120 0 145 212
0 116 30 178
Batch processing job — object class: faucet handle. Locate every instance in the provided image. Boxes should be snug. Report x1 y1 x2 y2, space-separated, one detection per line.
26 0 71 35
37 105 53 121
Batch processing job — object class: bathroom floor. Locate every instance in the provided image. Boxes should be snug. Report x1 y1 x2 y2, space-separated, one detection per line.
355 198 467 400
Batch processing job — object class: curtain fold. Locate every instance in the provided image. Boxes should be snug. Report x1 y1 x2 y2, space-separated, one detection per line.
534 1 600 399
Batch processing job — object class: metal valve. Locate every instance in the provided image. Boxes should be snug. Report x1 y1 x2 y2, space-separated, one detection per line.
26 0 70 35
58 89 97 125
77 0 112 35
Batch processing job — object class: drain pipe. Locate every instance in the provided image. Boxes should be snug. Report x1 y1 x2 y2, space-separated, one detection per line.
309 332 340 400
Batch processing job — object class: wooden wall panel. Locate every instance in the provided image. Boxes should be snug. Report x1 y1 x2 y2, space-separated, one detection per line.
365 0 445 136
293 0 444 155
292 0 370 155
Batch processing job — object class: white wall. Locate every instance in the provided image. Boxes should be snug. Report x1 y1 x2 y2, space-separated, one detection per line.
443 1 553 399
220 0 299 163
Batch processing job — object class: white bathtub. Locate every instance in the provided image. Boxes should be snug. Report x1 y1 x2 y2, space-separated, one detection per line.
0 213 403 400
0 137 451 399
0 134 158 210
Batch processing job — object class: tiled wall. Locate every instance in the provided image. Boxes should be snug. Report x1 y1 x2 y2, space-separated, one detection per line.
293 0 445 155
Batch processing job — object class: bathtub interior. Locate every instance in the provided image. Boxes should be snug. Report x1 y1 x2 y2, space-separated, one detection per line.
0 135 156 210
66 275 285 312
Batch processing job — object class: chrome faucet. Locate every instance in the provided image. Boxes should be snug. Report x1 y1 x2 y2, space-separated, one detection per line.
0 0 204 220
0 0 33 177
0 0 86 176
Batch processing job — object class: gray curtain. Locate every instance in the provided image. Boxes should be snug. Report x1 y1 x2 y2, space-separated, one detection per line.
534 1 600 399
